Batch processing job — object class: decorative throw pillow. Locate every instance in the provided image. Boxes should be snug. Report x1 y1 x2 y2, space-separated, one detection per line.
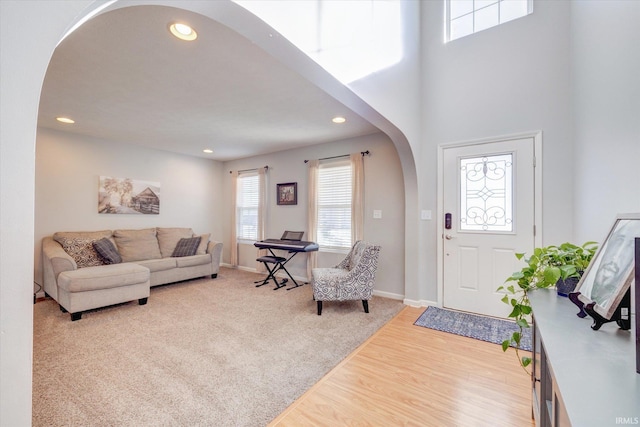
92 238 122 265
113 228 162 262
193 233 210 255
157 227 194 258
171 236 201 257
53 230 113 268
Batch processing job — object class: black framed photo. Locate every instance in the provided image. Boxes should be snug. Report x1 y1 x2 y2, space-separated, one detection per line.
277 182 297 205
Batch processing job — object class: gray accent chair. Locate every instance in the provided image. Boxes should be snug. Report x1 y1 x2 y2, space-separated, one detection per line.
311 241 381 315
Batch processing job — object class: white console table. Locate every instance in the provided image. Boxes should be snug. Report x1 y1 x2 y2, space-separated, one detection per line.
530 289 639 427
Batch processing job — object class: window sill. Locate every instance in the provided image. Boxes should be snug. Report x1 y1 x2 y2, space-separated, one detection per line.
319 246 350 255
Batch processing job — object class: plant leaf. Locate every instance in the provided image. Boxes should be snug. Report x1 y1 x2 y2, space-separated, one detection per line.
508 306 521 317
512 332 521 344
542 266 561 286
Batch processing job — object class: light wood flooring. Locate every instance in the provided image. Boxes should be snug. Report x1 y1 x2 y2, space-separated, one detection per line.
270 306 534 427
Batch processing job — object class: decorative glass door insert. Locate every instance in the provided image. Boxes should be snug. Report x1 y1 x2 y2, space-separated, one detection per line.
459 153 513 232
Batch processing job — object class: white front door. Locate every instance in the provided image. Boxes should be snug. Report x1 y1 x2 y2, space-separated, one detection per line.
442 137 536 318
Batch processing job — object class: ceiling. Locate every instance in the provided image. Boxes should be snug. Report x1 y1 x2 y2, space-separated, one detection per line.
37 5 381 161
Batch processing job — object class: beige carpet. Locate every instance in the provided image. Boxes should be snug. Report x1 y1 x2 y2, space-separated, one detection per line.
33 267 404 426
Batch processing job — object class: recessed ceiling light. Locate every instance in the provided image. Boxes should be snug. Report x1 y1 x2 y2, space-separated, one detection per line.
169 23 197 41
332 116 346 124
203 149 213 154
56 117 75 124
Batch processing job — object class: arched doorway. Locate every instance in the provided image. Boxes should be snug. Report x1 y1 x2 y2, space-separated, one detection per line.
0 1 420 423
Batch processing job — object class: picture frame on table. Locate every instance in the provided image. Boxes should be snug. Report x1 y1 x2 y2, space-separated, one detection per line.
571 213 640 321
277 182 297 206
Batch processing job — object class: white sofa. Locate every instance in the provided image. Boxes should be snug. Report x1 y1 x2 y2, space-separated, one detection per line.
42 227 223 320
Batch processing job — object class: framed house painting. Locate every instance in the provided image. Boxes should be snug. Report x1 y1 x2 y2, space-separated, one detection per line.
98 176 160 214
277 182 297 205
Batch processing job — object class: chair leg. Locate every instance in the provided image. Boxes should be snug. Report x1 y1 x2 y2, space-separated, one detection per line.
317 301 323 316
362 300 369 313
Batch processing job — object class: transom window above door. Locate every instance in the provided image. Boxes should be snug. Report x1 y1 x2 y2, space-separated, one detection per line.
446 0 533 42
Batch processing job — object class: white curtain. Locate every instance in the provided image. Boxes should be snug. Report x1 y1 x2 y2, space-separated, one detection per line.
230 170 238 267
256 167 268 272
351 153 364 243
306 160 319 280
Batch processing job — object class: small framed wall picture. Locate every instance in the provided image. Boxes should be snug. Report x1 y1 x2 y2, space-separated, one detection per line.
277 182 297 205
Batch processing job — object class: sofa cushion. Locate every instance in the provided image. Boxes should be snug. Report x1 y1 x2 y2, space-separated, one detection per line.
175 254 211 268
172 237 201 257
194 233 210 255
113 228 162 262
92 238 122 265
58 263 150 292
136 258 177 273
157 227 194 258
53 230 113 268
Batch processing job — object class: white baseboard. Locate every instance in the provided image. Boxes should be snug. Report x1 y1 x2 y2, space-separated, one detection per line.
372 290 404 301
222 263 409 301
226 264 310 284
402 298 438 308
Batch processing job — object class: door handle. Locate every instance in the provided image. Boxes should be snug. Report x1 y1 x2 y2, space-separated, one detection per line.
445 234 454 240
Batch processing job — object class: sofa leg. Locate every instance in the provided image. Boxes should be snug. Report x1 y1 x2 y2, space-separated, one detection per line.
139 297 148 305
70 312 82 321
317 301 323 316
362 300 369 313
211 273 217 279
59 305 68 313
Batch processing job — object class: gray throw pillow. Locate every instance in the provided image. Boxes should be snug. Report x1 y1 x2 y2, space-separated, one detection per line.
92 238 122 264
172 237 201 257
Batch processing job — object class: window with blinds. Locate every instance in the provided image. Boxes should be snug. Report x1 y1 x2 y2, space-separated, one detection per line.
317 159 352 251
236 172 259 241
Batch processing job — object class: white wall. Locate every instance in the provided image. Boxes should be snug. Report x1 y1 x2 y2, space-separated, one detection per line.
34 128 225 287
222 132 406 298
572 0 640 242
1 1 95 424
413 0 574 300
34 128 405 298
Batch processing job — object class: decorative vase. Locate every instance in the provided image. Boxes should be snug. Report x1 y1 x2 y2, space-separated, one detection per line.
556 276 581 297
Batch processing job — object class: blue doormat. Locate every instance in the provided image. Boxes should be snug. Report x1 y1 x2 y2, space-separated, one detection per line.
414 306 532 351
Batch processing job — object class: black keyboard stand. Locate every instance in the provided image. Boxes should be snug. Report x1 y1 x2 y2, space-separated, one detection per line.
255 249 304 290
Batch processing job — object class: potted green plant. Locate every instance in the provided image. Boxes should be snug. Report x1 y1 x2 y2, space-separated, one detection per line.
497 241 598 371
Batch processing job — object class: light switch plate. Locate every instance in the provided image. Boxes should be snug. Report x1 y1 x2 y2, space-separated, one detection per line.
421 210 432 220
373 210 382 219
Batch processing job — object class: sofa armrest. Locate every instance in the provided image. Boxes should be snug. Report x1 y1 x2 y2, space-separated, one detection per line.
207 240 223 276
42 236 77 300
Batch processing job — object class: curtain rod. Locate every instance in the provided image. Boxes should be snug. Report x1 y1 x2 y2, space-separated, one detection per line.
304 150 370 163
229 165 269 174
